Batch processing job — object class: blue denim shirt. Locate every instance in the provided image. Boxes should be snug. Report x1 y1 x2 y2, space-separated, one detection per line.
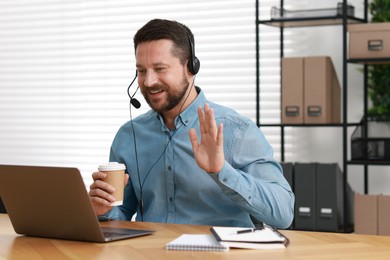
101 87 294 228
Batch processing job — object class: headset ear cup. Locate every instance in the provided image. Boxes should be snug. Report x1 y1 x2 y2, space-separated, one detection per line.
190 56 200 75
187 33 200 75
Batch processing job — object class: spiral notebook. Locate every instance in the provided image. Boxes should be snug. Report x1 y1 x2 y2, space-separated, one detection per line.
165 234 229 252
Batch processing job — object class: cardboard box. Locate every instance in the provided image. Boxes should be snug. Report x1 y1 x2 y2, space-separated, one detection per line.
304 56 341 124
281 56 341 124
349 22 390 59
281 57 304 124
354 194 378 235
378 195 390 236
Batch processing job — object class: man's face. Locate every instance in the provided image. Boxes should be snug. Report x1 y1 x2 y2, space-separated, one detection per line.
135 39 191 114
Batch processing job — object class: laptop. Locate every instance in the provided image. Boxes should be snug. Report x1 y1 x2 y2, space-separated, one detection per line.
0 164 154 242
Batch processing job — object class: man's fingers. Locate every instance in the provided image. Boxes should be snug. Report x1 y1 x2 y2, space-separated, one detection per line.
197 106 206 135
92 171 107 181
217 123 224 146
89 172 116 206
90 188 116 205
206 106 218 137
89 171 117 216
198 104 218 138
90 178 115 192
189 128 199 152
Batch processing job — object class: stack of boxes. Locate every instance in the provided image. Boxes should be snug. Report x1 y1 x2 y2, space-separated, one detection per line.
281 56 341 124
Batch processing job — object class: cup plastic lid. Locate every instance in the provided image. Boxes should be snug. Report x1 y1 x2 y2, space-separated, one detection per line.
98 162 126 171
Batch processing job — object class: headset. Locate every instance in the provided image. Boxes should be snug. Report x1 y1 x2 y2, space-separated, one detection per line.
186 31 200 75
127 23 200 221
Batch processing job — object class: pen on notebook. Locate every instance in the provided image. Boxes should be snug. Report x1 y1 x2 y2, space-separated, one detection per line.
236 222 264 234
236 228 256 234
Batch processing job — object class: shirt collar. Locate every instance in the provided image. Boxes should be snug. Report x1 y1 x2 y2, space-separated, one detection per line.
177 86 206 127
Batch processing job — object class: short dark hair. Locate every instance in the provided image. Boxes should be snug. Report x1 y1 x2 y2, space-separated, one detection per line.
133 18 194 66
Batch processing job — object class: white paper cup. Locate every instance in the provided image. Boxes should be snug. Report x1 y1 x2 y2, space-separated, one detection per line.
98 162 126 206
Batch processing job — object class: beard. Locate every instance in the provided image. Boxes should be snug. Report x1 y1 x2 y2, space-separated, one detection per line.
142 72 190 114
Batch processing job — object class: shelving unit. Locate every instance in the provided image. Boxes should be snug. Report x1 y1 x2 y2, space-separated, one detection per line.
255 0 371 232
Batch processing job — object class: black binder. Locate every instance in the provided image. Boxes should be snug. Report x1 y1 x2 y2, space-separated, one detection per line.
316 163 354 232
315 163 343 232
294 163 316 231
280 162 294 229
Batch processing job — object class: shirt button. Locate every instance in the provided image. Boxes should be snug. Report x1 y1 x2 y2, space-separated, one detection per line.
168 166 172 171
223 178 228 182
169 197 173 202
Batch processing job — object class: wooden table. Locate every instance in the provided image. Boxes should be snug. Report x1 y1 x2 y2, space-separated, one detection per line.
1 214 390 259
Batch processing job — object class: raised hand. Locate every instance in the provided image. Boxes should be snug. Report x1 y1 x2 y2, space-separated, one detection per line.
189 104 224 173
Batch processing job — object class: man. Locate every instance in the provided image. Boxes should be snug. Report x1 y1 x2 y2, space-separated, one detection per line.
89 18 294 228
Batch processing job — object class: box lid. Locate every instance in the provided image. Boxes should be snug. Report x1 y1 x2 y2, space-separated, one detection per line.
348 22 390 32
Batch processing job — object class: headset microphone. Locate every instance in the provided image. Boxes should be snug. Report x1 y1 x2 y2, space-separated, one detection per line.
130 92 141 109
127 71 141 109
